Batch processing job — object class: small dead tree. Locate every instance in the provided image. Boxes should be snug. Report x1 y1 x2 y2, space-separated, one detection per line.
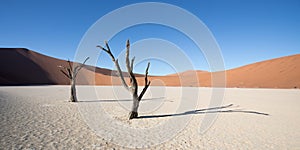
97 40 151 119
58 57 89 102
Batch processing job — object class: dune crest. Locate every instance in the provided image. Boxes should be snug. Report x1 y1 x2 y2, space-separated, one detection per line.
0 48 299 88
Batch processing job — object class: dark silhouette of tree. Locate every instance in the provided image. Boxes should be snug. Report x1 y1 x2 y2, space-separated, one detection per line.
97 40 151 119
58 57 89 102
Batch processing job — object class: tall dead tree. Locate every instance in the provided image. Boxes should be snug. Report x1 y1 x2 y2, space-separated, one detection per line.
58 57 89 102
97 40 151 119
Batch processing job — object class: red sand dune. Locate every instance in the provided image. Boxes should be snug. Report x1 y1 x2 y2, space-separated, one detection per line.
225 54 300 88
0 48 109 85
0 48 299 88
161 55 300 88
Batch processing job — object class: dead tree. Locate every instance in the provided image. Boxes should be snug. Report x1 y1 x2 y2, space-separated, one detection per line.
97 40 151 119
58 57 89 102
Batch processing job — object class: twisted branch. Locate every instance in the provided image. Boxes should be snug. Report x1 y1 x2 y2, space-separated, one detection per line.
138 62 151 100
74 57 89 77
97 41 130 91
97 40 151 98
58 57 89 79
125 40 138 94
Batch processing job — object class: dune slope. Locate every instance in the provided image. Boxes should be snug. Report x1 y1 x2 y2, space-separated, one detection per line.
0 48 299 88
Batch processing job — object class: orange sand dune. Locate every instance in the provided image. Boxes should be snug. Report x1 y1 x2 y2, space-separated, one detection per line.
225 54 300 88
159 55 300 88
0 48 106 85
0 48 299 88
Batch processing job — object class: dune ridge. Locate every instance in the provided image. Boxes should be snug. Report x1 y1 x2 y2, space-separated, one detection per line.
0 48 299 88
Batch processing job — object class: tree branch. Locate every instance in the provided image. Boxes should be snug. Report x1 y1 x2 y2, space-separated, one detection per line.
66 60 73 78
97 41 130 91
67 68 73 79
74 57 90 77
67 59 73 72
125 40 138 94
130 56 135 72
58 65 72 79
138 62 151 101
97 44 116 61
125 39 132 73
59 69 71 79
115 59 130 91
82 57 90 65
145 62 150 85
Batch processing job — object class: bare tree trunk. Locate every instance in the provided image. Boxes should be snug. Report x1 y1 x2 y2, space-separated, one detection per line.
98 40 151 120
129 94 140 119
58 57 89 103
70 79 77 102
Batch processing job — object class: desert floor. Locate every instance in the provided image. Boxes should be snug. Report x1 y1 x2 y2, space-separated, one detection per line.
0 86 299 149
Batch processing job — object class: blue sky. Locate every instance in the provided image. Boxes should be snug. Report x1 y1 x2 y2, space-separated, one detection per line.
1 0 300 75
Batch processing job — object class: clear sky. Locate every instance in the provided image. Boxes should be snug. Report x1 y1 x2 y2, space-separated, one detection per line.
1 0 299 75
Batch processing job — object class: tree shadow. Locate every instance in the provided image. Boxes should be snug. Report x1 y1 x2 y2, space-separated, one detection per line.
77 97 170 103
138 104 269 119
